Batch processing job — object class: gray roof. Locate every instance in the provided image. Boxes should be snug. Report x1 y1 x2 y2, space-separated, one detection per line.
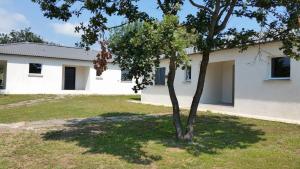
0 42 98 61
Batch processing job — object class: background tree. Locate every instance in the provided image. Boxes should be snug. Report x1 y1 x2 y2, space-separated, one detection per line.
33 0 300 141
0 28 45 44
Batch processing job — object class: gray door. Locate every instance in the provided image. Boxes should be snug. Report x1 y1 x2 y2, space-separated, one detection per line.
64 67 76 90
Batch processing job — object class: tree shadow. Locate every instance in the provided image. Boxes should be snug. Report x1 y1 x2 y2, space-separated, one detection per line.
98 112 142 117
42 113 265 165
129 97 141 101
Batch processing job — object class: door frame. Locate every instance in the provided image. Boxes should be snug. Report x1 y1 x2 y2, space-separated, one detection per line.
232 64 235 106
64 66 76 90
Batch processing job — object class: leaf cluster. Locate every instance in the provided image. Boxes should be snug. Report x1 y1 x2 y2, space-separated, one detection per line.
32 0 151 49
109 15 196 92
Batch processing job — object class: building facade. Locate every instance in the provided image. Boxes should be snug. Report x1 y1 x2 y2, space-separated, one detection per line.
0 43 136 95
142 42 300 124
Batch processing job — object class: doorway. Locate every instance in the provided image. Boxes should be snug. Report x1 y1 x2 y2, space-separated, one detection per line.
201 61 235 106
64 67 76 90
0 61 7 90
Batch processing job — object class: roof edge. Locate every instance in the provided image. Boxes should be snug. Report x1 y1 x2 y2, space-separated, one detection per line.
0 42 98 53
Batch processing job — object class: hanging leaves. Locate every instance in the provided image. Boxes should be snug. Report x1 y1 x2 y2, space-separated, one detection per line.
93 41 112 76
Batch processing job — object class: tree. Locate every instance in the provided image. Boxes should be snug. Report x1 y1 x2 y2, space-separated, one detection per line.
109 21 162 92
109 16 195 139
183 0 300 140
0 28 45 44
33 0 300 141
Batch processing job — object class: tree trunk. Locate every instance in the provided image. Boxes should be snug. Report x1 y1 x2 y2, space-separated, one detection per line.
184 51 210 141
167 58 184 140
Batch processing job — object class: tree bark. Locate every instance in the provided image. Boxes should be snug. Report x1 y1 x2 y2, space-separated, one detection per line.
167 58 184 140
184 50 210 141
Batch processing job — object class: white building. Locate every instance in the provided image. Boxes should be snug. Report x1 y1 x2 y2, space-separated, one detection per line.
142 41 300 124
0 42 136 95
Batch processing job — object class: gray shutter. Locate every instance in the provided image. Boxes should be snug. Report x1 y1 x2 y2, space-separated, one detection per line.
155 68 165 85
160 68 166 85
155 68 160 85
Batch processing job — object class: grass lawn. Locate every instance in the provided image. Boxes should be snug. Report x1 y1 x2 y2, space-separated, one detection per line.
0 94 49 105
0 95 170 123
0 95 299 168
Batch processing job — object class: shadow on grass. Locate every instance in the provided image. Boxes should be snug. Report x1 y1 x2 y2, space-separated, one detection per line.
129 96 141 101
98 112 142 117
42 113 265 165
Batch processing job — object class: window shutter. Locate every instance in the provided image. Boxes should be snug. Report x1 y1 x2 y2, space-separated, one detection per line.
155 68 165 85
160 68 166 85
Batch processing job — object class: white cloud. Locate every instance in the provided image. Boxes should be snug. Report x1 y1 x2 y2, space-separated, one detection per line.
0 8 29 33
52 22 83 38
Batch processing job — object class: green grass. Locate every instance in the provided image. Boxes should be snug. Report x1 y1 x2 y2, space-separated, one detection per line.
0 113 299 169
0 95 171 123
0 94 49 105
0 95 299 168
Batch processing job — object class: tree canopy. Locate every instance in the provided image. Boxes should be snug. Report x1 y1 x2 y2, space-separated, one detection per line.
185 0 300 59
109 15 195 92
32 0 300 59
0 28 45 44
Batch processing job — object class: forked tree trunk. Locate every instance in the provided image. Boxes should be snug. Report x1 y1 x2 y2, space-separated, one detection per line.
167 58 184 140
184 51 210 141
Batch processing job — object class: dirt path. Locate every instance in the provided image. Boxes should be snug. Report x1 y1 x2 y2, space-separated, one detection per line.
0 113 170 132
0 95 66 109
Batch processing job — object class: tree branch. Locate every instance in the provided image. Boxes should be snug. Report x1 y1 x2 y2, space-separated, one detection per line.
107 22 128 30
216 1 230 23
215 0 237 33
209 0 221 38
189 0 213 14
157 0 166 14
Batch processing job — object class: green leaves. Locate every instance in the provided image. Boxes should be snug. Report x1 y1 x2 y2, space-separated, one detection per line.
186 0 300 59
109 15 195 92
109 21 160 92
0 28 45 44
157 15 196 66
32 0 151 48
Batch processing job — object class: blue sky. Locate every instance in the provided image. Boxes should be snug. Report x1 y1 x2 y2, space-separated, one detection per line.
0 0 259 49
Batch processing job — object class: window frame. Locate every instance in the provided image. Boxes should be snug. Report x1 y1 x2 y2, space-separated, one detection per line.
29 63 42 75
270 57 291 80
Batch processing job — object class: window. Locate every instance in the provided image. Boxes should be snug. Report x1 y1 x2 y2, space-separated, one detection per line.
121 69 132 81
271 57 290 78
29 63 42 74
185 66 191 82
155 67 166 85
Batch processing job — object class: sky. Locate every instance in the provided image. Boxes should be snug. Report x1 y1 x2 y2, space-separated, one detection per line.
0 0 260 50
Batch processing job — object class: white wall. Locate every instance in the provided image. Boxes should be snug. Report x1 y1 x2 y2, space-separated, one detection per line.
142 42 300 124
142 52 235 106
234 42 300 123
75 66 90 90
0 54 136 95
88 64 138 95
